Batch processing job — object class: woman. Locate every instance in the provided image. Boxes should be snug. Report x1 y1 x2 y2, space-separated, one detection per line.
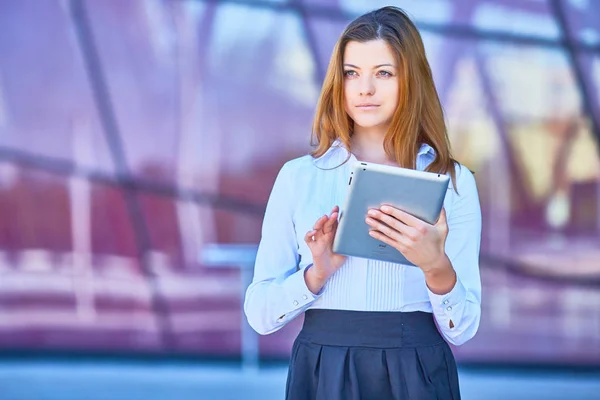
244 6 481 400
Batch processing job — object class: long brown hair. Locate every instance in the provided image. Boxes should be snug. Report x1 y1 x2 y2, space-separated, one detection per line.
310 6 457 189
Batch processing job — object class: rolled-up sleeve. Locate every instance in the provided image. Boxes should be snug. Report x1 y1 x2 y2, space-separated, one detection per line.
244 162 321 335
428 165 482 346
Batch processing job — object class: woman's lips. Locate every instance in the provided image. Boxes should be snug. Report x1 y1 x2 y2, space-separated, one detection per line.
356 104 380 110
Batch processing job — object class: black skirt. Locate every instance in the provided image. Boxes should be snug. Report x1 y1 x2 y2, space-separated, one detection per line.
286 309 461 400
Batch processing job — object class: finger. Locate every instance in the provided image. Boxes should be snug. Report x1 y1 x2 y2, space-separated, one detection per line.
305 229 327 244
313 214 329 231
366 215 415 248
365 216 402 242
330 223 339 240
304 230 318 244
380 205 422 227
368 209 418 240
322 212 338 234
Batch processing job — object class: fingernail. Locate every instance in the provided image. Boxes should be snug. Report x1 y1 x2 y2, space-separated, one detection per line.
381 206 390 212
367 209 376 216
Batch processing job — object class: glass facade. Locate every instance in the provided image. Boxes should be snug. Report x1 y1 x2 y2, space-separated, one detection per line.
0 0 599 364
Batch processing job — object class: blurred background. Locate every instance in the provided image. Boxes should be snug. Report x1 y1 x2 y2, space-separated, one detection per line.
0 0 599 399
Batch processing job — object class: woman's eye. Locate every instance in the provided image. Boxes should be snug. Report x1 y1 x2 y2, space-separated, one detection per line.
344 70 357 77
378 70 393 77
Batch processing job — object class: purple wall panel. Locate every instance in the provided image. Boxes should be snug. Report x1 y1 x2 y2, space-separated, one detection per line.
0 0 598 364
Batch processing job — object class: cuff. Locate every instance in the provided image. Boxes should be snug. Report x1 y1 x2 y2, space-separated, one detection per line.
427 277 467 320
276 264 321 323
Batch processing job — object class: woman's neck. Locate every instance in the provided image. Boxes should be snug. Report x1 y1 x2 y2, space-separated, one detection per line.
350 125 396 165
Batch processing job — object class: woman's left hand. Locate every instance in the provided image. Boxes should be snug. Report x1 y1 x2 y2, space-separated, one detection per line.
365 205 448 272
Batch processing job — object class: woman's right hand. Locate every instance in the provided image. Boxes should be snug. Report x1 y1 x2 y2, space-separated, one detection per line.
303 206 346 294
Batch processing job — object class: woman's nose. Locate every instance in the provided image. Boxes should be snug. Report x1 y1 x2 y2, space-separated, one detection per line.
359 77 375 96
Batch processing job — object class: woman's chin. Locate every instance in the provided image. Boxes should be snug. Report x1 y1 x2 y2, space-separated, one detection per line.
352 118 390 131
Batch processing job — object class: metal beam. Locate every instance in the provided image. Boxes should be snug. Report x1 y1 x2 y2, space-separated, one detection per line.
549 0 600 155
0 145 265 215
191 0 600 53
69 0 174 351
293 0 327 82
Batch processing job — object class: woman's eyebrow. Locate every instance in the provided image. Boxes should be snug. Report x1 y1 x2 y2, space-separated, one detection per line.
374 63 395 68
343 63 395 69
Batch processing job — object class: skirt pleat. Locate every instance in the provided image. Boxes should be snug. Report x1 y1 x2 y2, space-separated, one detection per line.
286 309 461 400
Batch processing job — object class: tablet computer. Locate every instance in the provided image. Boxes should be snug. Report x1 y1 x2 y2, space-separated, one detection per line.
332 161 450 266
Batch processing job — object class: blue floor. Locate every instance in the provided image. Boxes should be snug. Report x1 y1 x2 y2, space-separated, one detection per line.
0 360 598 400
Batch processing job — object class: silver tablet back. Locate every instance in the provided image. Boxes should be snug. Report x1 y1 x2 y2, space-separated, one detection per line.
332 161 450 266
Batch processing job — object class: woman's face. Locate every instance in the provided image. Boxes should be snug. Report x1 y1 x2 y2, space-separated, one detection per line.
343 39 399 132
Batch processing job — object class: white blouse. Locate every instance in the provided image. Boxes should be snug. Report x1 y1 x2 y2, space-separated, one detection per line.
244 142 482 346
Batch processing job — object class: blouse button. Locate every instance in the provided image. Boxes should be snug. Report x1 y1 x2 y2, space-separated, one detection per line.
293 301 299 306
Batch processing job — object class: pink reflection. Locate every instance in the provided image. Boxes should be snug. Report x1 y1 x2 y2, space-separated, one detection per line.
0 0 598 365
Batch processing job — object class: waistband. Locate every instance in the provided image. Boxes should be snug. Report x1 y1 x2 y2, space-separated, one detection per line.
298 309 444 348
